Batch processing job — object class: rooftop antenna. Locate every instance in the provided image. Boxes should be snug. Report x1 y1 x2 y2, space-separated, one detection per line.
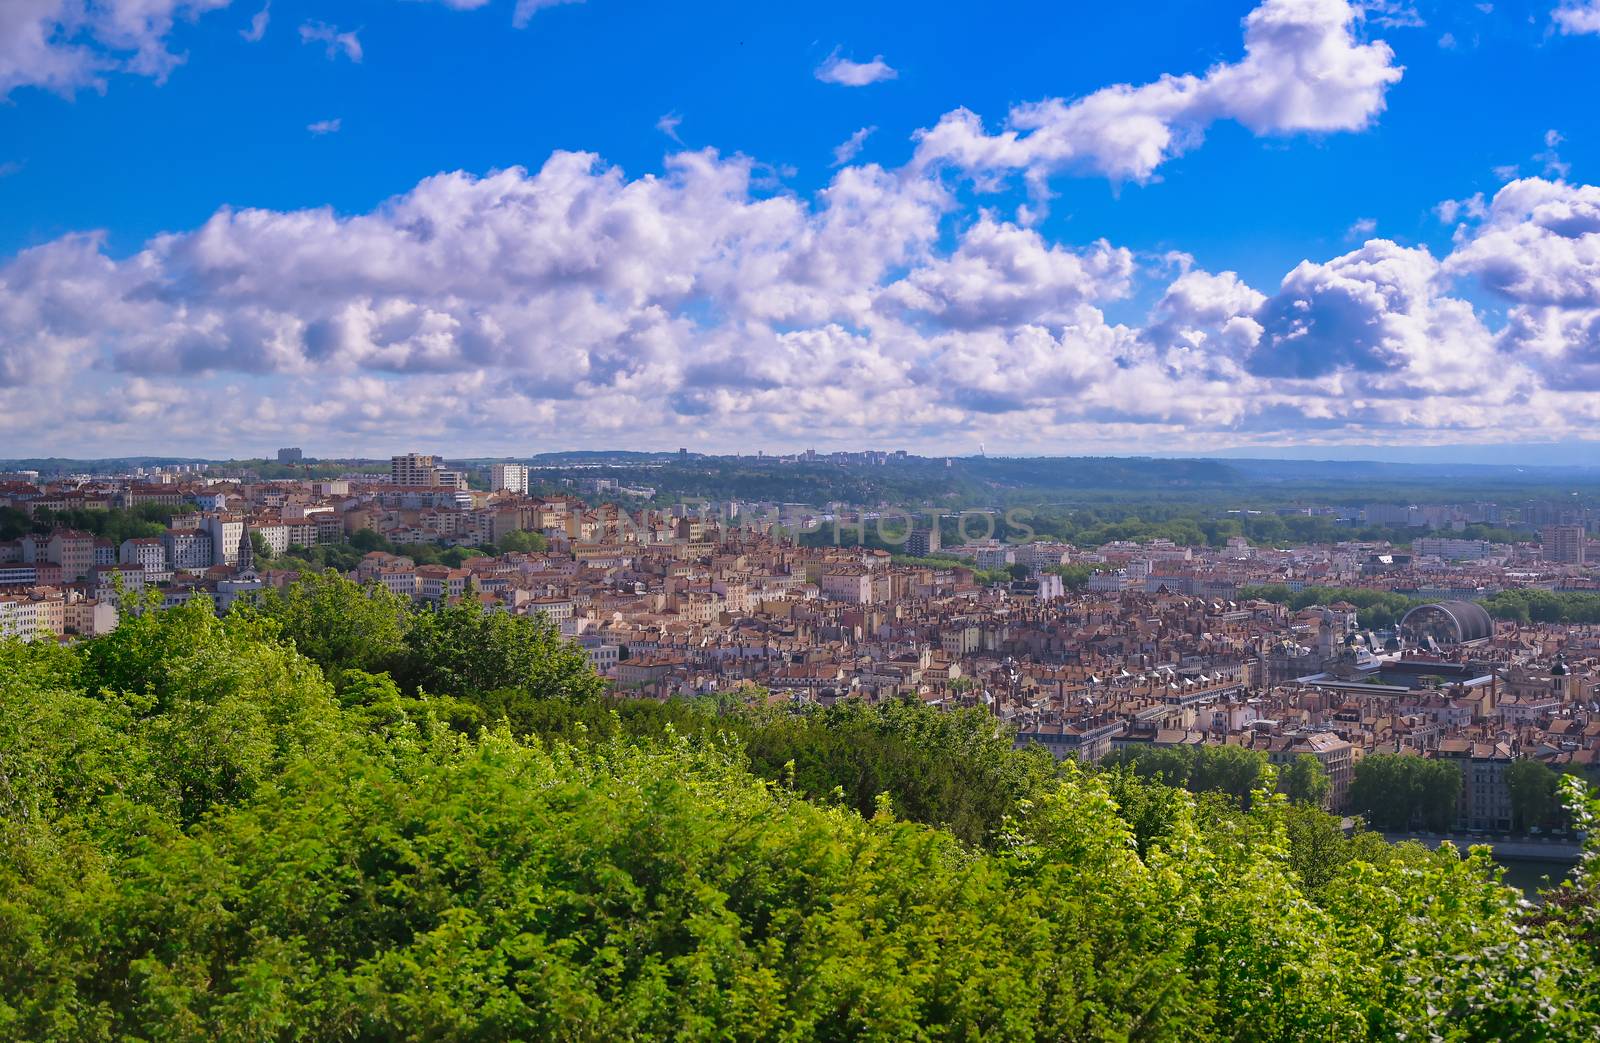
978 442 986 458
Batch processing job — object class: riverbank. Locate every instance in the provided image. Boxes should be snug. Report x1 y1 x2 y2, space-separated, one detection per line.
1382 832 1581 898
1381 832 1583 860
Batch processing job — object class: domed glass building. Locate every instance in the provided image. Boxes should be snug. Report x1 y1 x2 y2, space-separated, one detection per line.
1398 601 1494 646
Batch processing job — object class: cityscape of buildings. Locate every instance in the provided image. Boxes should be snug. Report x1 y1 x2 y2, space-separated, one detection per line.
2 450 1598 834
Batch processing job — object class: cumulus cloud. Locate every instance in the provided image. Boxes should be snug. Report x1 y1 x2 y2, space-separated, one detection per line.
0 152 946 387
1445 178 1600 388
307 118 342 135
1554 1 1600 34
6 0 1600 454
0 0 231 97
299 21 362 62
815 49 898 86
1447 178 1600 308
912 0 1402 188
875 216 1134 330
1143 268 1267 375
6 145 1599 455
1248 240 1507 399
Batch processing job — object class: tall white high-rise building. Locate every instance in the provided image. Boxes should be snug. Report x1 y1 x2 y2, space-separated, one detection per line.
491 463 530 494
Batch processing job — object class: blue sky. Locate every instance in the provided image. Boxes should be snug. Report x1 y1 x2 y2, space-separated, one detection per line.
2 0 1599 460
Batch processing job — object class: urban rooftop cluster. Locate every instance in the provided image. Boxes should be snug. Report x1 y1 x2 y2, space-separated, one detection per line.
2 448 1597 835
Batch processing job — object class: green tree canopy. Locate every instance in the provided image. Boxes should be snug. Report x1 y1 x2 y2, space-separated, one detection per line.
1349 754 1463 832
4 591 1600 1040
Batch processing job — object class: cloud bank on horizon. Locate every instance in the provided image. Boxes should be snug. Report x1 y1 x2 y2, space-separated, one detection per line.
1 0 1598 457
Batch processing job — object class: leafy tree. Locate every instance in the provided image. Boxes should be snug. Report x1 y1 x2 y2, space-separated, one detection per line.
1482 589 1600 625
0 505 30 540
1237 584 1425 629
1102 743 1266 805
6 596 1600 1041
1349 754 1462 832
348 527 388 552
250 571 411 686
74 596 341 822
392 598 604 704
1282 802 1351 891
494 529 549 554
1279 753 1332 807
1508 758 1566 833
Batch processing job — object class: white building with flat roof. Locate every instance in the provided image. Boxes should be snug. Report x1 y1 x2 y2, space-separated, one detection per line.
491 463 530 494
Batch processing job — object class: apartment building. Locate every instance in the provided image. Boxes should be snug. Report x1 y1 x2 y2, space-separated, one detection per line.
491 463 530 494
120 537 172 581
1542 525 1586 565
819 566 875 604
201 516 247 567
20 529 97 582
162 528 214 571
1415 537 1493 562
391 453 441 486
392 453 469 491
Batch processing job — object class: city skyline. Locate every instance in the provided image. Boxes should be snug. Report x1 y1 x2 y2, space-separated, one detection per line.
3 0 1600 457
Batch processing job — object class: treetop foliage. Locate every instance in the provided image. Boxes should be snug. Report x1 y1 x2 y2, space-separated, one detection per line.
4 577 1600 1039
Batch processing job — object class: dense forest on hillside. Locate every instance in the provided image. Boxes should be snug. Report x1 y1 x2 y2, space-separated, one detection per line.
5 575 1600 1040
503 455 1600 513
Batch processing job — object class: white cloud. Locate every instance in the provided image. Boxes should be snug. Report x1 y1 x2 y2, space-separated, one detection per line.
1248 240 1508 399
7 0 1600 454
1535 128 1570 180
814 49 898 87
1346 217 1378 240
1359 1 1424 28
655 113 683 143
6 148 1600 455
0 0 589 98
0 0 231 98
1554 1 1600 34
912 0 1402 188
1447 178 1600 307
1435 193 1487 224
1144 268 1267 373
431 0 586 27
299 20 362 63
832 126 876 167
511 0 587 29
241 2 269 42
308 118 342 135
875 216 1134 330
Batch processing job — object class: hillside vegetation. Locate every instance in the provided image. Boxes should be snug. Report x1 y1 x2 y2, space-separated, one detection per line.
4 576 1600 1040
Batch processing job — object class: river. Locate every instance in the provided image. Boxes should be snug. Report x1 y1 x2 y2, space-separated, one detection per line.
1381 832 1581 901
1498 857 1578 900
